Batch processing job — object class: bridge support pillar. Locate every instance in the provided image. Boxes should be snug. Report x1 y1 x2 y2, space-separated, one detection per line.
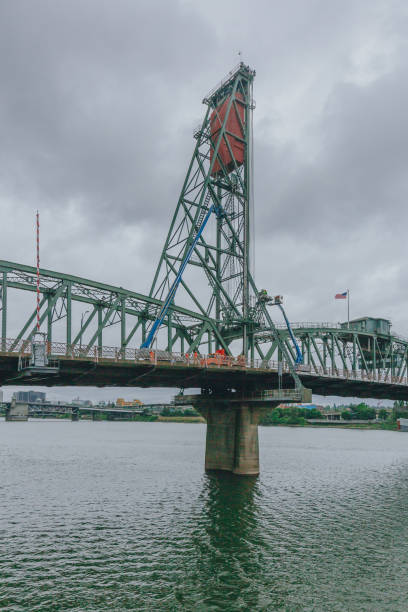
198 402 260 476
233 405 260 476
5 399 28 422
71 407 79 422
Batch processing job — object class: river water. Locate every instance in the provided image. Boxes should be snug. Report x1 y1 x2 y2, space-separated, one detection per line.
1 421 408 611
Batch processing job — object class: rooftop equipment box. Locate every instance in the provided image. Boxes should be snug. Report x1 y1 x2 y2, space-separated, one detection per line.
340 317 391 335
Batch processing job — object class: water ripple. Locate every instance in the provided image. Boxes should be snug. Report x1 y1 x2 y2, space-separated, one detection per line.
1 422 408 610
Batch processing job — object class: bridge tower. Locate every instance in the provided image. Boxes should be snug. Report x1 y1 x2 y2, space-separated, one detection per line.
148 63 256 356
148 64 304 475
148 63 297 373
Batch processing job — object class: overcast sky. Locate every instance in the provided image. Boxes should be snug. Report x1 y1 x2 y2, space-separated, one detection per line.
1 0 407 403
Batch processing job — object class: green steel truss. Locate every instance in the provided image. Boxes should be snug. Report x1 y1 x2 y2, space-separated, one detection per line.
148 62 300 384
149 64 256 349
4 65 403 393
2 261 408 387
258 323 408 381
0 260 213 354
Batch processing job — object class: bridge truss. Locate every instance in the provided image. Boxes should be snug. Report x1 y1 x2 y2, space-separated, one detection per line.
1 63 303 390
257 323 408 384
1 260 408 392
0 260 212 354
1 63 408 401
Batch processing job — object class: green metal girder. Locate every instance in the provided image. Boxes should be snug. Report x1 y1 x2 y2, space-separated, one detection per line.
2 60 407 394
0 259 218 352
333 334 348 370
72 306 97 345
147 65 257 353
255 324 408 382
1 271 7 350
0 260 213 325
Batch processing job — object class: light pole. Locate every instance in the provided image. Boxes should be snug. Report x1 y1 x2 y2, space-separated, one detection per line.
80 310 90 349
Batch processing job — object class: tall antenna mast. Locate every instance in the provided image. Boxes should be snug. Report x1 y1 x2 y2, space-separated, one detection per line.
17 210 59 377
36 211 40 331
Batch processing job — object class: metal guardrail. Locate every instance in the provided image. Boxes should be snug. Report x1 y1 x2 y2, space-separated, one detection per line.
270 322 408 344
203 62 243 102
1 338 408 387
255 389 302 401
272 322 342 330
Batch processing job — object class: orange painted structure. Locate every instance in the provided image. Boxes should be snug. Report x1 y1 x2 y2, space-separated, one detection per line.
210 93 245 175
116 398 143 407
201 348 246 367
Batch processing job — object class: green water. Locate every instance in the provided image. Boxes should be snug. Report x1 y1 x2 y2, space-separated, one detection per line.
1 421 408 611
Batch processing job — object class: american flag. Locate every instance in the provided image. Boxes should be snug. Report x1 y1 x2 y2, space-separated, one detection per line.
335 291 348 299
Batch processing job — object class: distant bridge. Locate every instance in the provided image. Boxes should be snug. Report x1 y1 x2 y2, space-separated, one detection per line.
0 400 145 421
1 400 181 421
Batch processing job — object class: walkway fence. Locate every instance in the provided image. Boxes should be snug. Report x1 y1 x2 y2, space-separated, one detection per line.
1 337 408 388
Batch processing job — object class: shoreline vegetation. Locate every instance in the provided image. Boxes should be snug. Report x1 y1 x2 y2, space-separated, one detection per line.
1 402 405 430
265 421 398 430
258 403 404 431
157 415 205 423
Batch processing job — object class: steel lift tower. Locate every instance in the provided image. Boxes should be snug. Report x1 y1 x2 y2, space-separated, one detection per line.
144 63 305 474
146 63 258 357
145 63 299 381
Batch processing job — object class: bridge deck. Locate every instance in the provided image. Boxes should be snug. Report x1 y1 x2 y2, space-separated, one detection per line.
1 343 408 400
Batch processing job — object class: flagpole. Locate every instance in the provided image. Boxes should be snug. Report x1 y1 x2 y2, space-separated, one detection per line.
347 289 350 328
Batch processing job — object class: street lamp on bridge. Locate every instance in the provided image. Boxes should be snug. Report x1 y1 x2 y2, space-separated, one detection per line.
79 310 90 349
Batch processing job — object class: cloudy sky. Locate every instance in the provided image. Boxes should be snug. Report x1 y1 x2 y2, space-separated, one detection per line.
1 0 407 402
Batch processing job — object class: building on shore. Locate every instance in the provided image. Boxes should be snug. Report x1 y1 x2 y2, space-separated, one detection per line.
13 390 46 403
116 398 143 407
72 398 93 407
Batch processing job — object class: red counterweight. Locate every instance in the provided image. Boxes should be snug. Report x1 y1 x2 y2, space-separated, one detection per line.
210 93 245 175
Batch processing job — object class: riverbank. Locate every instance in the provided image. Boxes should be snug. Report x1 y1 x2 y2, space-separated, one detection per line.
1 414 397 428
307 422 397 430
260 421 398 431
157 415 205 423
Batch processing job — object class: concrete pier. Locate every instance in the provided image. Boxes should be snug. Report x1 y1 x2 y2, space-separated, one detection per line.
5 399 29 421
233 405 260 475
175 387 309 476
198 402 261 475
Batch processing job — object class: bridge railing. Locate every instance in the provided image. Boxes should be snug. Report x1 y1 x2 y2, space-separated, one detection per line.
254 389 303 401
272 322 342 330
1 337 408 387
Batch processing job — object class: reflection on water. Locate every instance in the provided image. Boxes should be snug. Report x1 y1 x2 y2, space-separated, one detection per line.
1 421 408 610
194 473 261 610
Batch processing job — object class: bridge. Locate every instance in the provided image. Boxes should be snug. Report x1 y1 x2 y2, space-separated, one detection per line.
1 321 408 400
1 63 406 475
1 399 188 421
2 399 145 421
